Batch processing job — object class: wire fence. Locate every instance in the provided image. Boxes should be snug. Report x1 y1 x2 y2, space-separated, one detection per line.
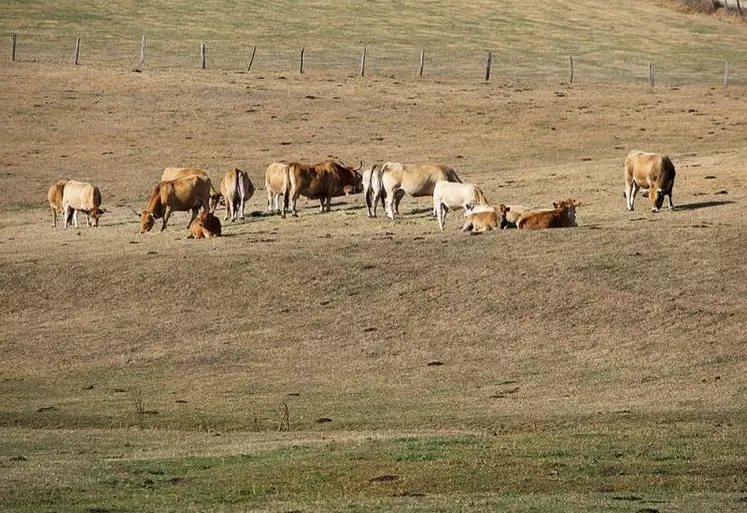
5 32 743 88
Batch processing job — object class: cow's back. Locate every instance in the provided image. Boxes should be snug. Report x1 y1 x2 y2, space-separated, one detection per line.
385 163 461 197
625 151 667 189
154 176 211 211
161 167 208 182
62 180 99 210
220 168 239 200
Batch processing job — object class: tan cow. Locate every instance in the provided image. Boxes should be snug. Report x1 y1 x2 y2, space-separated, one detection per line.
161 167 221 211
517 199 580 229
47 179 69 227
265 162 291 217
624 150 676 212
432 180 490 231
285 159 363 217
219 168 255 222
362 164 386 218
462 204 511 232
189 211 222 239
61 180 106 228
138 175 212 233
378 162 462 220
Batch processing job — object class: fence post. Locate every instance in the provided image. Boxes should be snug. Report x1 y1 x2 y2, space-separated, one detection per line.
648 62 655 87
360 46 366 77
724 61 729 88
300 48 304 74
200 42 206 69
569 56 574 84
737 0 743 15
136 35 146 71
247 45 256 72
74 37 80 65
484 51 492 81
418 48 425 77
11 33 17 62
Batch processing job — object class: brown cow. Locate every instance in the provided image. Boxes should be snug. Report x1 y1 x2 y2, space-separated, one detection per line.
285 159 363 217
220 168 255 222
189 211 222 239
47 179 69 227
624 151 676 212
265 162 291 217
462 204 511 232
161 167 221 211
138 175 212 233
61 180 106 228
516 199 580 230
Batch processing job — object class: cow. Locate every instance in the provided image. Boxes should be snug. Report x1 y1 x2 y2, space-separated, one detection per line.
362 164 387 218
61 180 106 228
189 211 222 239
160 167 221 211
516 199 580 230
284 159 363 217
47 179 69 227
462 204 511 232
138 175 212 233
219 167 255 222
265 162 291 218
378 162 462 220
432 180 489 231
624 150 676 212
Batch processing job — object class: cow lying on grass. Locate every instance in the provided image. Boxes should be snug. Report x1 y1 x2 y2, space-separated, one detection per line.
462 204 511 232
516 199 580 229
189 211 222 239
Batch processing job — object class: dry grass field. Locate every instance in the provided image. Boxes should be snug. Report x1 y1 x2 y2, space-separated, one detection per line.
1 1 746 512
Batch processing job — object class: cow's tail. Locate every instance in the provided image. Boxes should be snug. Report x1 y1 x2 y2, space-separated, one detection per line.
473 186 489 206
282 164 292 210
236 169 246 200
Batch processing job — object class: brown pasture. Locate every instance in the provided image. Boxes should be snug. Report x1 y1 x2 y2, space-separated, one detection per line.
1 60 746 510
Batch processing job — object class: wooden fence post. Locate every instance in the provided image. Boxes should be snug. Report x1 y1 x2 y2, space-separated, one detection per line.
200 42 206 69
74 37 80 65
648 62 655 87
418 48 425 77
737 0 743 15
11 33 17 62
485 51 492 81
569 56 574 84
247 45 256 72
136 35 146 70
300 48 304 74
724 61 729 88
360 46 366 77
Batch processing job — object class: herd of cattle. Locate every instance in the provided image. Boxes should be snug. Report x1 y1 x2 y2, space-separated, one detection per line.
46 149 676 237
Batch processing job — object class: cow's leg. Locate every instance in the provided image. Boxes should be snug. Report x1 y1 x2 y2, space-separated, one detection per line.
385 187 397 220
161 207 173 231
438 204 447 231
62 205 70 228
667 190 675 210
290 194 299 217
187 207 199 229
626 182 640 211
86 212 92 227
394 189 405 216
72 209 80 229
239 196 246 220
51 207 57 228
267 191 273 214
224 199 231 221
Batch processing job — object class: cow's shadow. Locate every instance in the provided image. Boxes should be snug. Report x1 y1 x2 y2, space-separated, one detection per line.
674 200 734 211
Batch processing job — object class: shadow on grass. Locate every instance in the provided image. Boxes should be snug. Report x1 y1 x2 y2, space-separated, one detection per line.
674 200 734 211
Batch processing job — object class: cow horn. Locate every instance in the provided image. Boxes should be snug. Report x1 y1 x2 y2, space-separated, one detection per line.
356 160 363 171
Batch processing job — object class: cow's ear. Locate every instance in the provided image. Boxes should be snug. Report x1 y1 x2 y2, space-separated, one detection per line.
100 208 108 215
553 202 559 209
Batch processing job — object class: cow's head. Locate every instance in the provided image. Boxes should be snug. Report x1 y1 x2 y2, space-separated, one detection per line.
651 189 666 212
138 211 155 233
89 207 107 227
344 161 364 194
497 204 511 230
210 193 224 212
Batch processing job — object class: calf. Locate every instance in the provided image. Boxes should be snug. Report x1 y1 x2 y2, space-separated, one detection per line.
462 204 511 232
624 150 676 212
432 180 489 231
189 211 222 238
61 180 106 228
47 179 69 227
516 199 580 230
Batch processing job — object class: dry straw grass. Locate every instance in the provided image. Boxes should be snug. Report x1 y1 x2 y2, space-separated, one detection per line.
1 1 746 512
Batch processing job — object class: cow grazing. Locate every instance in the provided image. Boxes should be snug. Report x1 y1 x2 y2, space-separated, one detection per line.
138 175 212 233
265 162 291 218
189 211 222 239
61 180 106 228
379 162 462 220
432 180 489 231
516 199 580 230
220 168 255 222
624 150 676 212
462 204 511 232
285 159 363 217
161 167 221 211
47 179 69 227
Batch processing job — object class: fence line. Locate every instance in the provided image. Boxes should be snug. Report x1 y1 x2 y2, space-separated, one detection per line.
6 33 743 87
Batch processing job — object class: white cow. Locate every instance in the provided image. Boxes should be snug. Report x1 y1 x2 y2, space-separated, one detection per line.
61 180 106 228
379 162 462 220
432 180 489 231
